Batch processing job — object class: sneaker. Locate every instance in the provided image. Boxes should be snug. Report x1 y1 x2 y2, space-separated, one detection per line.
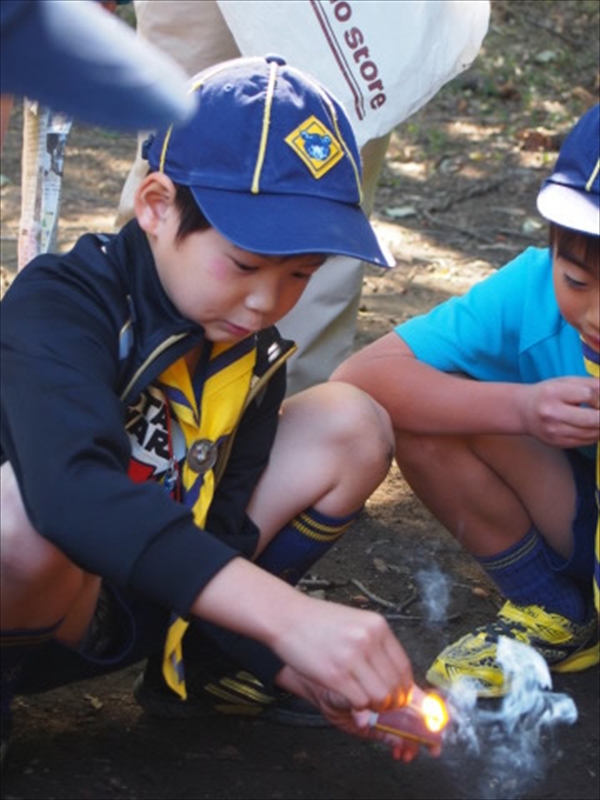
133 652 329 727
426 601 599 698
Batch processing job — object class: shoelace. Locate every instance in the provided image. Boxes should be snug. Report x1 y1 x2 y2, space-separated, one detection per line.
482 617 528 642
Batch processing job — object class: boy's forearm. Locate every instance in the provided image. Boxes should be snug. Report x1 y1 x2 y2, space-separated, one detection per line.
379 362 529 435
190 555 415 715
333 339 528 436
189 556 304 651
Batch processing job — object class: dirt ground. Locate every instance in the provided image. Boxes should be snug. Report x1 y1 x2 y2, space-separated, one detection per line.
1 2 599 799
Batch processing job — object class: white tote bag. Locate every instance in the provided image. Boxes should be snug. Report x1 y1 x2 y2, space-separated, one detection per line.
217 0 490 146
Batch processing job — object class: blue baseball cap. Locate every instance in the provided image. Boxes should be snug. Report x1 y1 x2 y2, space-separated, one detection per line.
142 55 395 268
537 104 600 236
0 0 196 131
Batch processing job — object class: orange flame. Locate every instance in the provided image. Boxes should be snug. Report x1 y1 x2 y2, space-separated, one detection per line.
419 693 449 733
371 689 450 746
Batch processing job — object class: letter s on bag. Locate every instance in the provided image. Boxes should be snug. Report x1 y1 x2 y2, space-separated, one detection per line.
344 26 364 49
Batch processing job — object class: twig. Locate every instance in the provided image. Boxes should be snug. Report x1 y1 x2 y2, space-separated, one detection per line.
496 227 543 241
385 610 462 623
298 577 339 590
425 179 506 214
350 578 398 609
521 12 581 49
396 588 419 613
351 579 465 623
365 539 391 554
420 209 495 243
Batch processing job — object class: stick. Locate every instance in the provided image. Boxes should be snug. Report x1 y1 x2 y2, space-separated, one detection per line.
350 578 398 609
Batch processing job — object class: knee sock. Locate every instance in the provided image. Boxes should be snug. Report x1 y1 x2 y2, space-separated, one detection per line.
475 527 587 622
255 506 362 586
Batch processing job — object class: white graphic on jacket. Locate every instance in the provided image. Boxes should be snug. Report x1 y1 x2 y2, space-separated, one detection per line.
125 384 185 497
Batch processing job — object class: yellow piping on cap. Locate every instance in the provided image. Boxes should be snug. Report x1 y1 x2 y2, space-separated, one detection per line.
160 61 234 174
586 158 600 193
252 60 278 194
158 125 173 173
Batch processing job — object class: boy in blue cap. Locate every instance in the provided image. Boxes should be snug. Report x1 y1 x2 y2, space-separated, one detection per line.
333 104 600 697
0 56 426 767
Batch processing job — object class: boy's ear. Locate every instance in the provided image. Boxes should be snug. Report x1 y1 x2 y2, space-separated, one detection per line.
134 172 177 235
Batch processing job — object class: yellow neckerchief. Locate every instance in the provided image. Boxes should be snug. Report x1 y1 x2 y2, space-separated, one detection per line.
159 336 257 698
582 340 600 613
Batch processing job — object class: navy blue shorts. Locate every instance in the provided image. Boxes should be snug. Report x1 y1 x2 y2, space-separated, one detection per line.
19 582 282 696
550 448 597 587
18 517 266 695
19 584 170 695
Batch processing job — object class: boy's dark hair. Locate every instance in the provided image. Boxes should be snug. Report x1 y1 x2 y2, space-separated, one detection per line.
171 178 327 262
174 183 211 242
549 222 600 271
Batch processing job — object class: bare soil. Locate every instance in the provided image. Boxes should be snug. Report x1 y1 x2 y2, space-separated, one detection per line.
1 2 599 798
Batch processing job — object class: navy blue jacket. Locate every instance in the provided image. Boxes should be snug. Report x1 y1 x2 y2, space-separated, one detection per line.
1 221 293 618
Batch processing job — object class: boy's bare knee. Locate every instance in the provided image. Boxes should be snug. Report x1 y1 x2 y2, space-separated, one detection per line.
321 382 395 473
351 388 395 470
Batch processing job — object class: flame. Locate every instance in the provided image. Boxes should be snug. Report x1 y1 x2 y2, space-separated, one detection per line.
370 688 451 746
419 693 449 733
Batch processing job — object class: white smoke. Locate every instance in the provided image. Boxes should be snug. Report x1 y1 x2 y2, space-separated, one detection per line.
441 637 578 799
416 565 450 624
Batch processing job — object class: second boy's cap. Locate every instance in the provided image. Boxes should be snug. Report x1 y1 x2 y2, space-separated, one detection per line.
143 55 395 268
536 104 600 236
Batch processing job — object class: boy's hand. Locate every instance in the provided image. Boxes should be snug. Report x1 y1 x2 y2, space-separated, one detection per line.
269 591 438 761
522 377 600 447
193 559 412 741
273 594 412 713
276 666 442 762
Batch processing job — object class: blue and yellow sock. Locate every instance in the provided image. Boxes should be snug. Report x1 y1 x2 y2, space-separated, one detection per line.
476 527 587 622
256 506 362 586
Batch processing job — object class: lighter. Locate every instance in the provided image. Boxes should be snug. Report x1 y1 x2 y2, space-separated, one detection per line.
368 685 449 746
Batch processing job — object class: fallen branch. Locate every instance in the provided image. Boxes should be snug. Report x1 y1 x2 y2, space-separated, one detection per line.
350 578 398 609
298 577 339 590
425 178 506 214
521 11 581 49
420 209 496 243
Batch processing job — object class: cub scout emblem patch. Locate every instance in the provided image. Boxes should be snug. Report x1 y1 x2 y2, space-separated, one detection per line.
285 115 343 179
